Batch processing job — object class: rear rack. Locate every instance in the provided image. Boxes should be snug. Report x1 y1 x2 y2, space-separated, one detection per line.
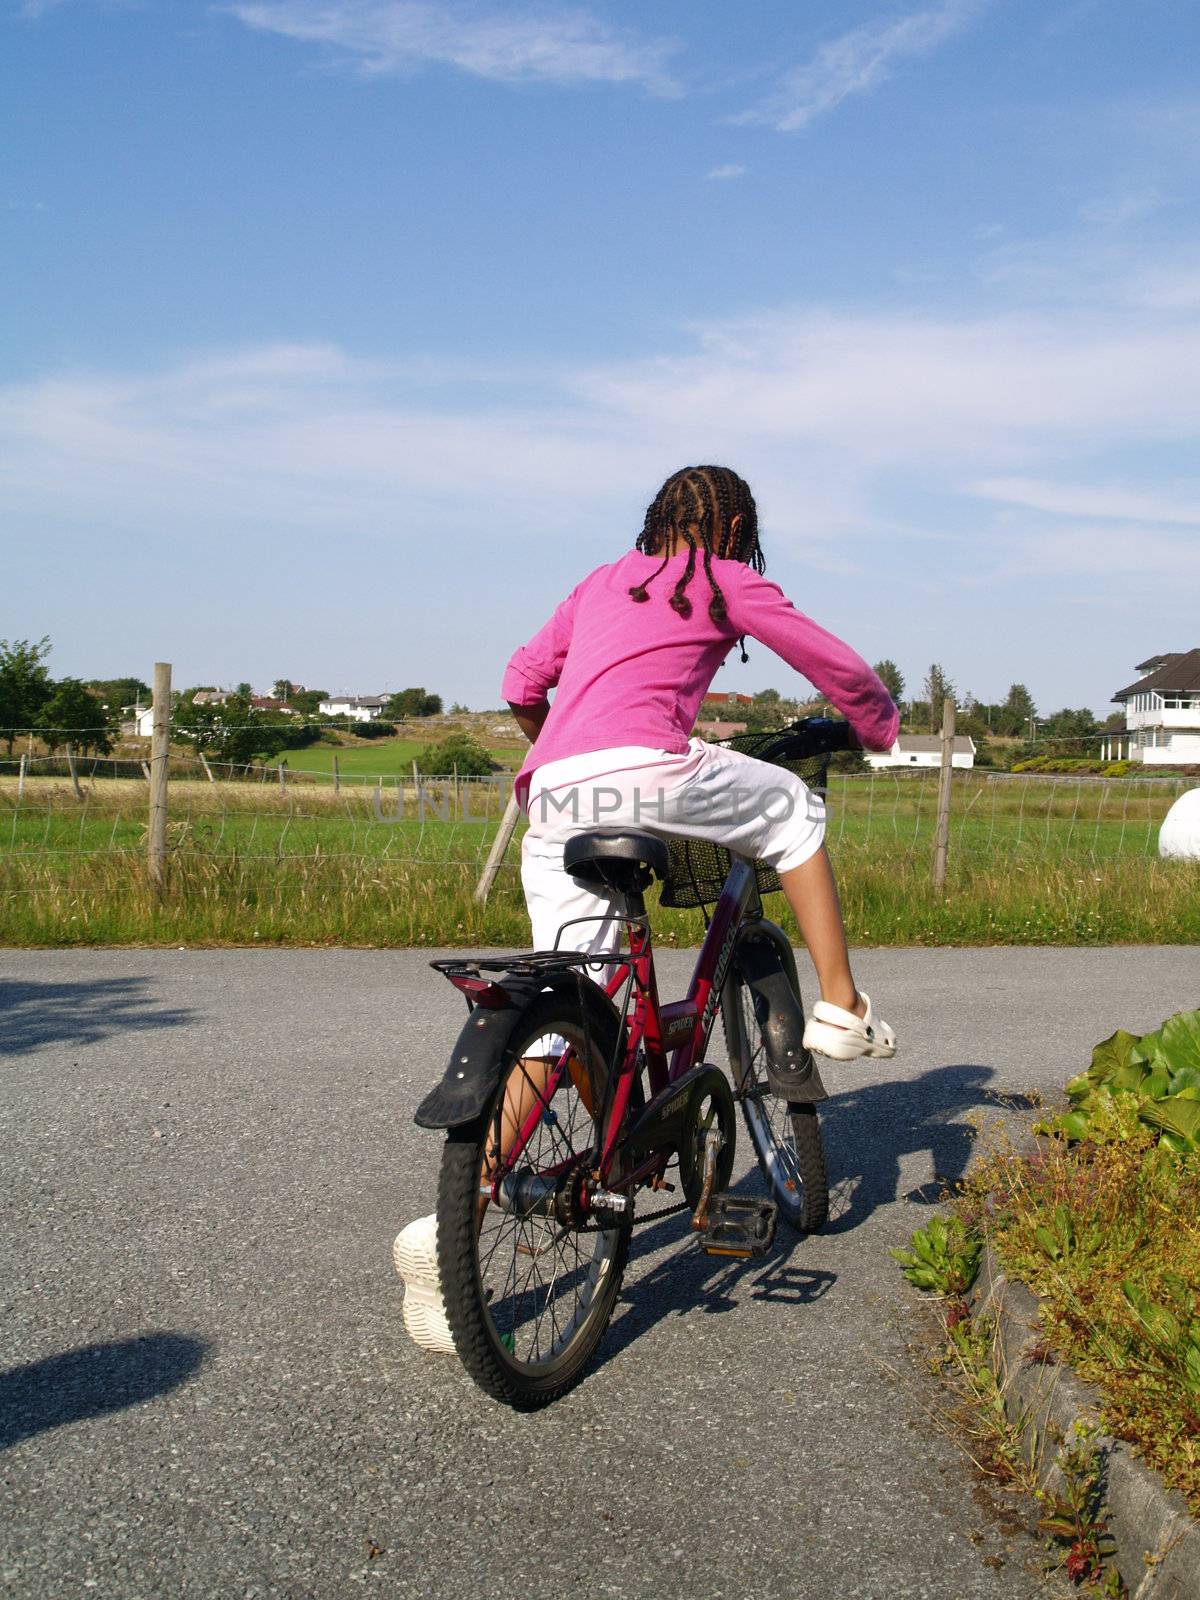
430 951 631 982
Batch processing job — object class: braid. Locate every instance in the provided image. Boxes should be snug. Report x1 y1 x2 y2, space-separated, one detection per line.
629 548 670 603
669 534 697 616
631 465 764 647
700 543 726 624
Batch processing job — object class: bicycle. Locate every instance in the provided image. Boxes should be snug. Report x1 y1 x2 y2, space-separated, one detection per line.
414 716 854 1408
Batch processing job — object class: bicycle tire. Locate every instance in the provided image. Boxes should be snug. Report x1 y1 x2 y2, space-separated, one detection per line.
436 983 629 1409
722 960 829 1234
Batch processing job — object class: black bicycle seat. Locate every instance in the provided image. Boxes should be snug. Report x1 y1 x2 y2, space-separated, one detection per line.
563 829 670 894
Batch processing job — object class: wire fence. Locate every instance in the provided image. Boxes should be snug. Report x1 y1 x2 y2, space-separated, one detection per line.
0 752 1191 878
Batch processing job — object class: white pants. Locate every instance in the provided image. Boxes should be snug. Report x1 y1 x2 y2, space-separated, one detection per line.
521 739 826 963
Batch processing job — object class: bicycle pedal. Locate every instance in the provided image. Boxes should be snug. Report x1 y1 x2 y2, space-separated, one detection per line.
695 1196 777 1259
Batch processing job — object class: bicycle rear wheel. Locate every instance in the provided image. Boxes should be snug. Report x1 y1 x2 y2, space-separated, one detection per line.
436 984 628 1409
722 951 829 1234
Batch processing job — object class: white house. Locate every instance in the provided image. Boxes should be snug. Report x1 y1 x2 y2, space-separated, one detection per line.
318 694 389 723
129 704 155 738
865 734 976 770
1108 650 1200 765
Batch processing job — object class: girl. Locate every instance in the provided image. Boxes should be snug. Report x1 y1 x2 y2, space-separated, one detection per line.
505 463 899 1061
391 465 898 1352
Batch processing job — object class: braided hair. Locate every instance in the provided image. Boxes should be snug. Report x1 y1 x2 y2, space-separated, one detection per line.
629 467 764 652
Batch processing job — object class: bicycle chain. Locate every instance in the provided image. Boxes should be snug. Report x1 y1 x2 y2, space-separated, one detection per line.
578 1195 691 1233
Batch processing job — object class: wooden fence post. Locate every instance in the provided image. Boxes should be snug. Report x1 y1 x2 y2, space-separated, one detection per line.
66 743 83 801
17 752 26 802
332 754 340 794
474 782 520 904
200 754 215 783
932 696 955 893
278 760 286 796
148 662 171 894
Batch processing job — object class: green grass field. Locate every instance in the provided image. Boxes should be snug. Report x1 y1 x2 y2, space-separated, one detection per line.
268 740 524 779
2 768 1198 946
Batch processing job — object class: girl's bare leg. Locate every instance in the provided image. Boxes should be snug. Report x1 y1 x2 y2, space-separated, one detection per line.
778 845 865 1018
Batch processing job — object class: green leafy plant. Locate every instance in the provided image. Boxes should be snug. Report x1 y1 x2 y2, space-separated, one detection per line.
890 1214 982 1295
1045 1009 1200 1153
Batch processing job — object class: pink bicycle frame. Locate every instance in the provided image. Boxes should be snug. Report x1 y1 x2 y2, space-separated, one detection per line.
500 854 760 1193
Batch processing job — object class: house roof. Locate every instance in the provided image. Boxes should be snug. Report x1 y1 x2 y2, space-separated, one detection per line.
320 694 386 706
1113 648 1200 701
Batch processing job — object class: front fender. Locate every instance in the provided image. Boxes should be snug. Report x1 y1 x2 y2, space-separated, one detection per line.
732 922 827 1104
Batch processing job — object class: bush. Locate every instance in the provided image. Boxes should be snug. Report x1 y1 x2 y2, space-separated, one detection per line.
354 720 396 740
416 735 494 776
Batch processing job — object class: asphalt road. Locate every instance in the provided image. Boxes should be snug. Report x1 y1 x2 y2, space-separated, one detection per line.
3 946 1197 1600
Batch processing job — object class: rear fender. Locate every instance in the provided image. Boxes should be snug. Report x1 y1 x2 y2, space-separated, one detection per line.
730 922 827 1104
414 969 619 1131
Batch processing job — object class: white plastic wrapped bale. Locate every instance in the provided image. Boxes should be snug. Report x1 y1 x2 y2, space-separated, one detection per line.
1159 788 1200 860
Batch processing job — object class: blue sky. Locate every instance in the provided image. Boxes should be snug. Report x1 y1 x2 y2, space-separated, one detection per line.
5 0 1200 714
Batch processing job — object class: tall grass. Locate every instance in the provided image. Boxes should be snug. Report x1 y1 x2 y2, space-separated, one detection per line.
2 846 1197 947
1 770 1197 947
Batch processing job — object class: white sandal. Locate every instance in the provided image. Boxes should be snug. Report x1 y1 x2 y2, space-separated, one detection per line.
802 993 897 1061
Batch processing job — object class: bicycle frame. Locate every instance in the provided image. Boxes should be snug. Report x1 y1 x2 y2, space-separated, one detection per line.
500 854 760 1198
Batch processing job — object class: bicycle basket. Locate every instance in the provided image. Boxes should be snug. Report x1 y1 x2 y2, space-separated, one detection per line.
657 718 854 910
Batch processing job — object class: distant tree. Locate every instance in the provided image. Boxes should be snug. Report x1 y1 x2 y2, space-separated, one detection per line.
1040 707 1100 743
272 679 296 701
994 683 1037 738
873 659 905 705
415 734 494 776
386 687 443 719
37 678 115 755
922 664 956 731
235 681 253 699
173 691 301 767
289 688 327 716
449 701 469 714
1101 710 1126 734
87 676 151 714
0 637 54 754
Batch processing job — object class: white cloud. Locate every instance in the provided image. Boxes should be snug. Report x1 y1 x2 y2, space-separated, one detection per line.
971 477 1200 527
998 523 1200 581
227 0 679 92
1078 188 1165 229
7 294 1200 565
734 0 982 132
705 163 746 182
572 306 1200 468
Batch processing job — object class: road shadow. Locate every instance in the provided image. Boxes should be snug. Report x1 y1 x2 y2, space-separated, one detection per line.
597 1059 1018 1364
0 1333 209 1451
595 1183 837 1370
819 1062 1008 1233
0 977 194 1057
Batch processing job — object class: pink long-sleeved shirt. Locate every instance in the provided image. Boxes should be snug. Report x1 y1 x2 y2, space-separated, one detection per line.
502 549 899 806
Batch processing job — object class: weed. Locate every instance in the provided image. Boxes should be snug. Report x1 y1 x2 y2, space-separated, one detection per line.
891 1215 982 1296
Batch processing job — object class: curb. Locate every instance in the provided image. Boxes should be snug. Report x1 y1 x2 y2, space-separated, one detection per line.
969 1247 1200 1599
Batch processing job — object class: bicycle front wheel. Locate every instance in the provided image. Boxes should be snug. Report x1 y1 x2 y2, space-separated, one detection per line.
722 949 829 1235
436 984 628 1409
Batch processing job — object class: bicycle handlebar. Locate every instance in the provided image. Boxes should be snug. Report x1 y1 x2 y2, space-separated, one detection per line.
727 715 858 763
